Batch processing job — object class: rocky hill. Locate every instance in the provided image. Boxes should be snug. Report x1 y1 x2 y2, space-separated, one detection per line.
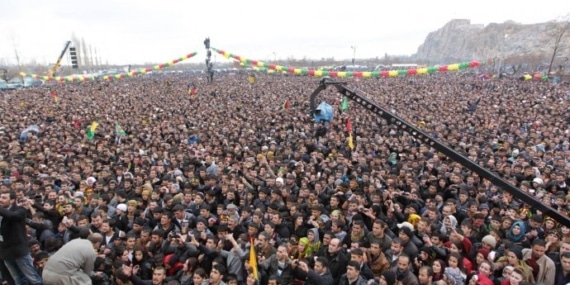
413 19 570 63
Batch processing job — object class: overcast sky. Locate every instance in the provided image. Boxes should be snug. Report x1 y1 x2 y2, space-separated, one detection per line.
0 0 568 66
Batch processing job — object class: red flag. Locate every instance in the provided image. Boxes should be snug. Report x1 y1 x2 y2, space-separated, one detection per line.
346 118 352 133
283 100 290 110
50 90 58 102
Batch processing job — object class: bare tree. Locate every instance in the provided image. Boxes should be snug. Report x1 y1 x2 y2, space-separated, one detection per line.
81 37 90 67
9 34 22 72
547 18 570 75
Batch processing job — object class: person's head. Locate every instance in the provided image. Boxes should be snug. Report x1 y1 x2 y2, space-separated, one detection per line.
509 268 525 285
0 191 15 208
390 238 403 255
352 220 364 236
328 238 341 254
152 267 166 285
226 274 238 285
193 268 207 285
209 264 225 284
314 257 328 275
478 260 493 277
345 260 361 280
418 266 433 285
531 239 547 259
369 241 382 257
87 233 103 249
447 252 463 270
507 247 523 266
350 248 364 263
561 252 570 272
267 275 278 285
396 254 410 273
276 245 289 261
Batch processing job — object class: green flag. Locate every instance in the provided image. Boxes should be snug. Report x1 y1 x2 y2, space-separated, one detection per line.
341 97 349 112
86 121 98 140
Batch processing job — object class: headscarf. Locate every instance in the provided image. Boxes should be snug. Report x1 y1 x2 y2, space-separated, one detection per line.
305 228 321 256
507 220 527 243
440 215 458 235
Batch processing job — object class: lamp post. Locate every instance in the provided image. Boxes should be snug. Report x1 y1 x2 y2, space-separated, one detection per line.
273 52 277 63
351 46 357 65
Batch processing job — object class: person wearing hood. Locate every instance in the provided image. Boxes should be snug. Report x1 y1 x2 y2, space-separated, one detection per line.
291 257 333 285
163 253 184 277
305 228 321 256
440 215 458 235
507 221 528 245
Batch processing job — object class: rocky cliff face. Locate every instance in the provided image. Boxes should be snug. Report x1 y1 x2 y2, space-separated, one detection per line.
413 19 569 63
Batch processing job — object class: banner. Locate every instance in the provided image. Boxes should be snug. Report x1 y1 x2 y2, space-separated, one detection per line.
21 52 198 83
213 47 480 78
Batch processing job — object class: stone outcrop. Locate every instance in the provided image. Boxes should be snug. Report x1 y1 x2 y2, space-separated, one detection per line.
413 19 570 63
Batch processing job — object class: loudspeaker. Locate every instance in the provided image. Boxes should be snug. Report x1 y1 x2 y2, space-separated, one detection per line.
69 47 79 69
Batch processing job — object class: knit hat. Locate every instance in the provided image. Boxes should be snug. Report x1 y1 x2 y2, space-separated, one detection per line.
510 246 523 260
477 248 490 260
481 235 496 249
116 203 127 212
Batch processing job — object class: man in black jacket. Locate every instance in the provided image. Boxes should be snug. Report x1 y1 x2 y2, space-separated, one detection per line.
291 257 334 285
322 238 349 284
0 192 44 285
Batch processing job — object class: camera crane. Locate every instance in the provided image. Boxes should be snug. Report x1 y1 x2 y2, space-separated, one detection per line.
48 41 72 78
309 78 570 228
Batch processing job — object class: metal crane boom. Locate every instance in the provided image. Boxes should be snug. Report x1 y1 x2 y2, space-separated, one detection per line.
48 41 72 77
309 78 570 228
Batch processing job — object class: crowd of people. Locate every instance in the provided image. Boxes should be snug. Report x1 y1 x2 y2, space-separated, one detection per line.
0 69 570 285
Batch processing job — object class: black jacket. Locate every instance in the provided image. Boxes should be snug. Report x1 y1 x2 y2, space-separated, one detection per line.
292 267 334 285
0 204 30 260
323 251 349 285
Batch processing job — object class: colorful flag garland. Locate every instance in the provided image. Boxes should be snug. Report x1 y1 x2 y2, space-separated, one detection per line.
20 52 198 83
213 47 480 78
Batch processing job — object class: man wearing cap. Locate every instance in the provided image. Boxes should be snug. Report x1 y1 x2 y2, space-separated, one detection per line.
284 173 300 195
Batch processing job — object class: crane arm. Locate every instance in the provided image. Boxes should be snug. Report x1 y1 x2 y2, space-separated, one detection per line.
48 41 72 77
309 78 570 228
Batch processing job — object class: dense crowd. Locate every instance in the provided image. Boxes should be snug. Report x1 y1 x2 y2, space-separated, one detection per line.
0 70 570 285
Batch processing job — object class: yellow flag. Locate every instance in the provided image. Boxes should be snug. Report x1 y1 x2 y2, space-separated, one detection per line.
90 121 99 132
348 134 354 150
249 242 258 279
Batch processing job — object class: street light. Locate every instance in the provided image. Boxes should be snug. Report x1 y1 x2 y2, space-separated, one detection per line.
351 46 357 65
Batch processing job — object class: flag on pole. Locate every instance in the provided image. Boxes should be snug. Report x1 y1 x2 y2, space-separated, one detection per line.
115 123 126 137
248 74 256 84
341 97 349 112
50 90 58 102
249 240 258 280
86 121 98 140
346 118 354 150
348 134 354 150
